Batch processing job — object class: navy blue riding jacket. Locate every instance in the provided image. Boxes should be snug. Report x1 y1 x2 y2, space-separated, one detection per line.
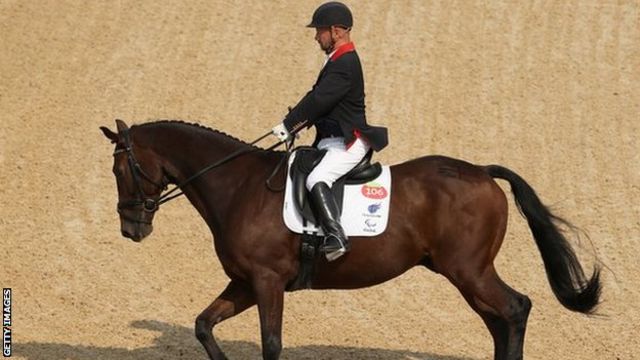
283 42 388 152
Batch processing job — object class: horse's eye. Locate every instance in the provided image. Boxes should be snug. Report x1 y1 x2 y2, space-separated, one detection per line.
113 166 126 180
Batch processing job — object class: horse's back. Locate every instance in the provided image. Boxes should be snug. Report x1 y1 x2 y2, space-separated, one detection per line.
391 155 493 183
388 154 506 209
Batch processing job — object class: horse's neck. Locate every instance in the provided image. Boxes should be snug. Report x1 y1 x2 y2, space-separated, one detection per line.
143 125 270 232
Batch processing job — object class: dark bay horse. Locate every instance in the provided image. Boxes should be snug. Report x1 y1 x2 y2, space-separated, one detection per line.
100 119 600 360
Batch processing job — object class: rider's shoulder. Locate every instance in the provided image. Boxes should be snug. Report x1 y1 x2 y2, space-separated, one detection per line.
329 51 360 70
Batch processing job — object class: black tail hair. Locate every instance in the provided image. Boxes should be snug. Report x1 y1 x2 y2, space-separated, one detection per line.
486 165 601 313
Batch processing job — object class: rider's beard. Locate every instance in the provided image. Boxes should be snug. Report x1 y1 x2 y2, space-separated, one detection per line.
320 38 335 55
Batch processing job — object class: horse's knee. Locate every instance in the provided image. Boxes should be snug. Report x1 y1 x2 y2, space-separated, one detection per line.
515 295 531 319
262 334 282 360
195 316 212 342
508 295 532 330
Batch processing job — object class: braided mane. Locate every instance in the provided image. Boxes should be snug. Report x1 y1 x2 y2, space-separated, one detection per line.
133 119 280 152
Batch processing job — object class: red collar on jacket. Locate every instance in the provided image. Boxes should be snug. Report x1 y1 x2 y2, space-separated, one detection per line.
330 42 355 62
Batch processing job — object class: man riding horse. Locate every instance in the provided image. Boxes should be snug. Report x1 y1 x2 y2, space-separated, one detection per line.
272 1 388 261
101 4 601 360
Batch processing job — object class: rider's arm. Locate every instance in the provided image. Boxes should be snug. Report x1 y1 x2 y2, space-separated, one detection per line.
283 62 351 133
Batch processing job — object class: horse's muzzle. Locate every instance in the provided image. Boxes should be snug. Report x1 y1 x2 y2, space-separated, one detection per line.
120 220 153 242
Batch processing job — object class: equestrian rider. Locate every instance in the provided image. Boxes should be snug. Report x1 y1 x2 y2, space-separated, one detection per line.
272 1 388 261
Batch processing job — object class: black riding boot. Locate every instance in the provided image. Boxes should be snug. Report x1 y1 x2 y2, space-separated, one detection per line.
310 182 351 261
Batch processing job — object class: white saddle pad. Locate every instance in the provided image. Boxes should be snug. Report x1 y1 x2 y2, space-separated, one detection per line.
282 152 392 236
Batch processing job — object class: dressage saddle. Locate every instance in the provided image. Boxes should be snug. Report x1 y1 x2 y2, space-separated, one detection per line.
290 146 382 225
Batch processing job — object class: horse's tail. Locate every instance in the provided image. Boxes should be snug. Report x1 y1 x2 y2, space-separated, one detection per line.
485 164 601 314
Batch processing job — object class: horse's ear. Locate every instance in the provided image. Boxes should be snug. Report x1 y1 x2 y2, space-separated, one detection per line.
100 126 119 144
115 119 129 133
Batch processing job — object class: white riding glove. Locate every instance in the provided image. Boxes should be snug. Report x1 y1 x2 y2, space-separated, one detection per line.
271 123 292 142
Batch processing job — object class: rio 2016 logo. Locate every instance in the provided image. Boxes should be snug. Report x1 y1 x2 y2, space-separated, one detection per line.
361 182 388 199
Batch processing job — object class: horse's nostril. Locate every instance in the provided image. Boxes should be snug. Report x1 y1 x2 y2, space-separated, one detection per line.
121 229 133 238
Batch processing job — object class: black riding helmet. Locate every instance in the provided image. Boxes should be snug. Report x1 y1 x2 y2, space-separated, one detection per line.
307 2 353 29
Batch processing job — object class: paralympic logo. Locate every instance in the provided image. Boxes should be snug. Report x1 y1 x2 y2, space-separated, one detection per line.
365 219 377 228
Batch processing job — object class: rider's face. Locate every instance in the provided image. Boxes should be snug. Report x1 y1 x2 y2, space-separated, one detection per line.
315 27 334 54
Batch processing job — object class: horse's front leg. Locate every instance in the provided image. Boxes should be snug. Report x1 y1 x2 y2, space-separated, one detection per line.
195 280 256 360
253 270 286 360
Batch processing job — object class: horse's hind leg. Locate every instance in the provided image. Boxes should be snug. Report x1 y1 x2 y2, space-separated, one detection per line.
195 280 256 360
450 268 531 360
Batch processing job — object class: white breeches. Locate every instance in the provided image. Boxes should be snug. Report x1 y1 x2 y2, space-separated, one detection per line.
306 136 371 191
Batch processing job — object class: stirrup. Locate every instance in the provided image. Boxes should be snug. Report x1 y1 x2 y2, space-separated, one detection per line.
325 246 348 262
321 234 350 262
